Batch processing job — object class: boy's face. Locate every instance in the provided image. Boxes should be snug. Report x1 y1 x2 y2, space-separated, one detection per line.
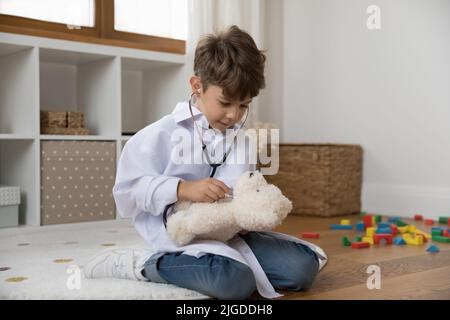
190 76 252 133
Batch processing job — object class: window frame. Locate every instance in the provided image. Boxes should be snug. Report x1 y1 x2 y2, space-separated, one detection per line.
0 0 186 54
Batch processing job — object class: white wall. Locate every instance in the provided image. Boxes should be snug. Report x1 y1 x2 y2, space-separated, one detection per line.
270 0 450 219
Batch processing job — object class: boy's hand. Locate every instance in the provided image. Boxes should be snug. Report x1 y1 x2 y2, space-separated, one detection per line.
177 178 231 203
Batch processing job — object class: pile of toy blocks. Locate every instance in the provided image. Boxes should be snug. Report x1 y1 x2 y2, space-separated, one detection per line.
335 213 450 250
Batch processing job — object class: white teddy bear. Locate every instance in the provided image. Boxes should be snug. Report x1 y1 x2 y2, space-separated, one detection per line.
167 171 293 246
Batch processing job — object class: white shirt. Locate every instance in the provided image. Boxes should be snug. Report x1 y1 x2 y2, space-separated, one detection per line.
113 101 328 298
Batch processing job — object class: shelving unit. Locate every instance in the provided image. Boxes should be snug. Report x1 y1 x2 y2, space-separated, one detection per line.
0 32 186 226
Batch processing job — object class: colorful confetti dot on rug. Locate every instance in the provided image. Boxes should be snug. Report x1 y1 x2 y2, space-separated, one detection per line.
5 277 28 283
53 259 74 264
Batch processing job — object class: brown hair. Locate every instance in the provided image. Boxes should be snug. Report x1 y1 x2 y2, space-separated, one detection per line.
194 25 266 101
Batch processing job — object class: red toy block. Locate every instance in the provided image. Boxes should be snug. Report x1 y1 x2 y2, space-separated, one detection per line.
414 214 423 221
351 242 370 249
374 234 393 245
301 232 320 239
363 215 373 228
444 229 450 238
448 218 450 227
390 224 398 236
425 219 434 225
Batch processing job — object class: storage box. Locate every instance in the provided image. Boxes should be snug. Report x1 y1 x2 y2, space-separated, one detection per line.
67 112 84 128
0 186 20 228
40 141 116 225
40 111 67 128
40 110 89 135
264 144 363 217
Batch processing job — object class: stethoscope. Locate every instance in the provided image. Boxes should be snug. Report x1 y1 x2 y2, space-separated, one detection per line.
163 91 249 227
188 91 249 178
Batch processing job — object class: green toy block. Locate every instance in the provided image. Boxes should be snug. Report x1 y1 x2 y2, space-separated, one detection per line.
438 217 450 224
396 220 408 227
432 235 450 243
432 229 443 236
354 236 362 242
342 236 352 246
374 215 382 223
360 211 368 216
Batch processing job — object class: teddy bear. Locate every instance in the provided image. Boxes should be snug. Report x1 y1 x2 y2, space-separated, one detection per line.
166 171 293 246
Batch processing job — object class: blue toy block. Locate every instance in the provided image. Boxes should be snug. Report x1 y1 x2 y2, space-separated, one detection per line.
388 217 400 223
431 227 445 232
355 222 365 232
376 227 392 234
426 244 440 253
377 223 391 228
330 224 353 230
393 237 406 245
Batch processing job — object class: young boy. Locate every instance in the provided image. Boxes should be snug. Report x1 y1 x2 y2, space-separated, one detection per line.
84 25 327 299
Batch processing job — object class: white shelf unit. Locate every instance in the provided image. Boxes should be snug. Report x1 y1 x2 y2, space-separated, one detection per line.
0 32 186 227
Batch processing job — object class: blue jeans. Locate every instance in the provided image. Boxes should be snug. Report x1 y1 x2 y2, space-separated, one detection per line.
142 232 319 300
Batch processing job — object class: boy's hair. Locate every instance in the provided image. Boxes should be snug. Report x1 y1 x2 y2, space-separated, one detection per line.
194 25 266 101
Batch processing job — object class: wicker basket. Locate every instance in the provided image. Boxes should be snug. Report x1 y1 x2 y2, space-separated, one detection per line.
264 144 363 217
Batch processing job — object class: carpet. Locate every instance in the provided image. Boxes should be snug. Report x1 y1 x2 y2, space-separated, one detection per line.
0 219 208 300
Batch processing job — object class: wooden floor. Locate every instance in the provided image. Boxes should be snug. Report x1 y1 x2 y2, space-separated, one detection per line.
252 214 450 300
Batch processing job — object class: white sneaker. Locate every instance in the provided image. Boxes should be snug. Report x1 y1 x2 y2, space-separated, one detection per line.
84 249 146 281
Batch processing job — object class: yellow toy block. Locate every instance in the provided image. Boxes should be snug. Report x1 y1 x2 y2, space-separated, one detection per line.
366 227 375 237
371 216 376 225
408 225 417 233
414 229 431 240
403 233 423 245
363 236 374 245
340 219 351 225
398 226 409 234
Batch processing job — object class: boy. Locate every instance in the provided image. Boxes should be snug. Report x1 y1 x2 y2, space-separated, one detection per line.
84 25 327 299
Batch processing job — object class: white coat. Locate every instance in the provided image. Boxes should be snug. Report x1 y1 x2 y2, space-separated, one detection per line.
112 101 328 298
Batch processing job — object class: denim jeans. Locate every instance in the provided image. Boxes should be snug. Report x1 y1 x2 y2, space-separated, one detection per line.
142 232 319 300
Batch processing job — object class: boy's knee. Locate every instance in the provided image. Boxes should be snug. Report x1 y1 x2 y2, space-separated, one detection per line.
210 259 256 300
285 253 319 291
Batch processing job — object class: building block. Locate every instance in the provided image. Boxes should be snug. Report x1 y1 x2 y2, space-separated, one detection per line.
388 216 400 223
396 220 408 227
354 236 362 242
366 227 375 237
374 215 382 223
376 227 392 234
331 224 352 230
359 211 368 216
374 234 393 245
431 227 444 235
414 214 423 221
393 237 406 245
301 232 320 239
351 242 370 249
363 215 373 228
390 224 398 236
414 229 431 241
438 216 450 224
377 223 390 228
425 219 434 226
356 222 365 232
426 244 440 253
443 229 450 237
342 236 351 246
403 233 423 245
363 236 374 245
340 219 351 226
398 226 409 234
432 235 450 243
407 225 417 233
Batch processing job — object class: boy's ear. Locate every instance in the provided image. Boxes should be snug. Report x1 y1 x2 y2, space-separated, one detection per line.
189 75 202 94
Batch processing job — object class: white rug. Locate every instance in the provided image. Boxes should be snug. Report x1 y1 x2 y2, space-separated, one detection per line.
0 219 208 300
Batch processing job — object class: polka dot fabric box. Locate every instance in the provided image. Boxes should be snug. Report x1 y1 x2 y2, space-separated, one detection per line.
40 141 116 225
0 186 20 228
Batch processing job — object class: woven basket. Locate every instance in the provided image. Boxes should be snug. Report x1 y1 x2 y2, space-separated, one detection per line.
264 144 363 217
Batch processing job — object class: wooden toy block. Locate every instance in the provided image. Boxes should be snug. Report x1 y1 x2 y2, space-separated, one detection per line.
374 215 382 223
393 237 406 245
376 227 392 234
356 222 365 232
377 223 390 228
340 219 351 226
374 234 393 245
443 229 450 237
362 236 374 245
414 214 423 221
402 233 423 245
407 225 417 233
414 229 431 240
331 224 352 230
432 235 450 243
388 216 400 223
425 219 434 225
351 242 370 249
438 217 450 224
390 224 398 236
342 236 352 246
371 216 377 225
301 232 320 239
431 227 444 236
395 220 408 227
426 244 440 253
354 236 362 242
366 227 375 237
398 226 409 234
363 215 373 228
